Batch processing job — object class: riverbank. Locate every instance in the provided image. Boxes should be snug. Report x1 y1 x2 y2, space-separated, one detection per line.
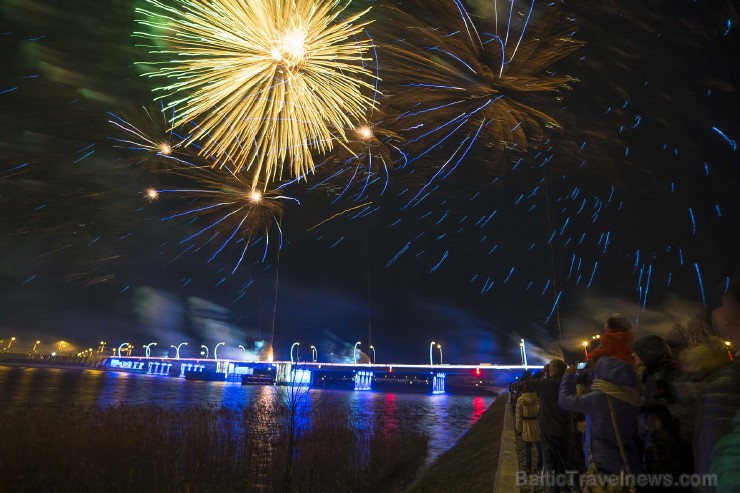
404 392 508 493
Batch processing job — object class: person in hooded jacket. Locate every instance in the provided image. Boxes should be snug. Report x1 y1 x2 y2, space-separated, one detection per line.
633 335 683 404
632 334 694 484
587 314 636 365
559 356 643 476
516 382 543 472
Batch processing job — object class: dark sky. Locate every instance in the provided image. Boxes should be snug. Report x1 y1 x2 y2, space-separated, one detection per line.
0 0 738 364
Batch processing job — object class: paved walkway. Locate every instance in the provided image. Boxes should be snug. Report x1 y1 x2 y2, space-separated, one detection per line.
494 395 521 492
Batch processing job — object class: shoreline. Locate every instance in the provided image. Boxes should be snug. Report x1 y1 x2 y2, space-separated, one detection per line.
404 392 508 492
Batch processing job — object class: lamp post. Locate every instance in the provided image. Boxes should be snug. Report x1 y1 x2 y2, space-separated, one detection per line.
7 337 16 351
520 339 528 367
353 341 361 365
171 342 188 359
238 345 246 352
429 341 436 366
214 342 225 362
437 344 443 365
369 345 375 364
582 340 589 359
200 345 209 359
310 345 317 362
32 340 40 354
144 342 157 358
117 343 129 358
290 342 300 364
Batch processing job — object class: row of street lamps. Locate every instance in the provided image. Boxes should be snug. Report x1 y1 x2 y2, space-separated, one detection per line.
1 337 61 353
288 341 444 365
116 342 232 361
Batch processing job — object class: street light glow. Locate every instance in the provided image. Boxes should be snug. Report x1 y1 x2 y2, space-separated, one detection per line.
171 342 188 359
290 342 300 364
144 342 157 358
353 341 361 365
214 342 225 362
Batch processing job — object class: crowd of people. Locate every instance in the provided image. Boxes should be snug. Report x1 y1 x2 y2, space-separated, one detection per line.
510 278 740 492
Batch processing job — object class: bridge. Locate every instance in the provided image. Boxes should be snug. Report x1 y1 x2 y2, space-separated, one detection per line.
105 356 543 394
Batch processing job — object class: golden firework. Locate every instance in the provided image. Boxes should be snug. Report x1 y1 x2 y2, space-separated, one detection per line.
135 0 378 189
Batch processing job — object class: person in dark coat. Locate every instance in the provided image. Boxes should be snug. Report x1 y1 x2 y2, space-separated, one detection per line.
638 402 693 491
633 335 683 404
559 356 642 475
534 359 583 492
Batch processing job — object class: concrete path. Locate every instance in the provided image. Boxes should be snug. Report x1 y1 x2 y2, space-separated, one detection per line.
494 396 521 492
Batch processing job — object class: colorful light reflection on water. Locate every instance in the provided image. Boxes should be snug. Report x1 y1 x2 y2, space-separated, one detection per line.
0 366 495 465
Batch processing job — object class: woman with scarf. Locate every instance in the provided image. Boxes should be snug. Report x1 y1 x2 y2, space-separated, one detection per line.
559 357 643 476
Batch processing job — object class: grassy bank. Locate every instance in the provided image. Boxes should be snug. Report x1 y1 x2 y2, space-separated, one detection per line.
0 396 428 492
404 393 508 493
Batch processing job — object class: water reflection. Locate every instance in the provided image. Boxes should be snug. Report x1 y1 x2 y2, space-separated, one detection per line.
0 367 494 464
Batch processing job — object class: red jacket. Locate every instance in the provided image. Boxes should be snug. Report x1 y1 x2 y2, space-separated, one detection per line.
588 329 635 365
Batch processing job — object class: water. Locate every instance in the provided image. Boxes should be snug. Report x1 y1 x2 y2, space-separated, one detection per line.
0 365 494 465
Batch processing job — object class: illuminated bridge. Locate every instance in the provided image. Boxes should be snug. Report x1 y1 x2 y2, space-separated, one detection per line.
105 356 543 394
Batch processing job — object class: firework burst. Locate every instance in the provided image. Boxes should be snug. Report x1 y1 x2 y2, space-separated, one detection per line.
375 0 581 191
157 165 299 271
108 105 186 170
135 0 378 189
308 109 406 201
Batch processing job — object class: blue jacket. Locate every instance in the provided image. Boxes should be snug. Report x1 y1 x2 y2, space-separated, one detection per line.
559 357 642 475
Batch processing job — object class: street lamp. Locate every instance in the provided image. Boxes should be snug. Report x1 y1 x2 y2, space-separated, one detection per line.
144 342 157 358
238 345 246 352
582 340 589 359
310 345 317 362
32 340 40 354
429 341 436 366
369 345 375 364
117 342 129 358
200 345 209 359
520 339 528 367
214 342 225 362
437 344 443 365
7 337 16 351
290 342 300 364
171 342 188 359
353 341 361 365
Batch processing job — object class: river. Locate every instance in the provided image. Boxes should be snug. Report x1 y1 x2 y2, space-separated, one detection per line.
0 365 495 465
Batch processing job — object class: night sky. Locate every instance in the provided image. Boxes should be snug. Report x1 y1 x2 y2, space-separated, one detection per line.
1 0 738 364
